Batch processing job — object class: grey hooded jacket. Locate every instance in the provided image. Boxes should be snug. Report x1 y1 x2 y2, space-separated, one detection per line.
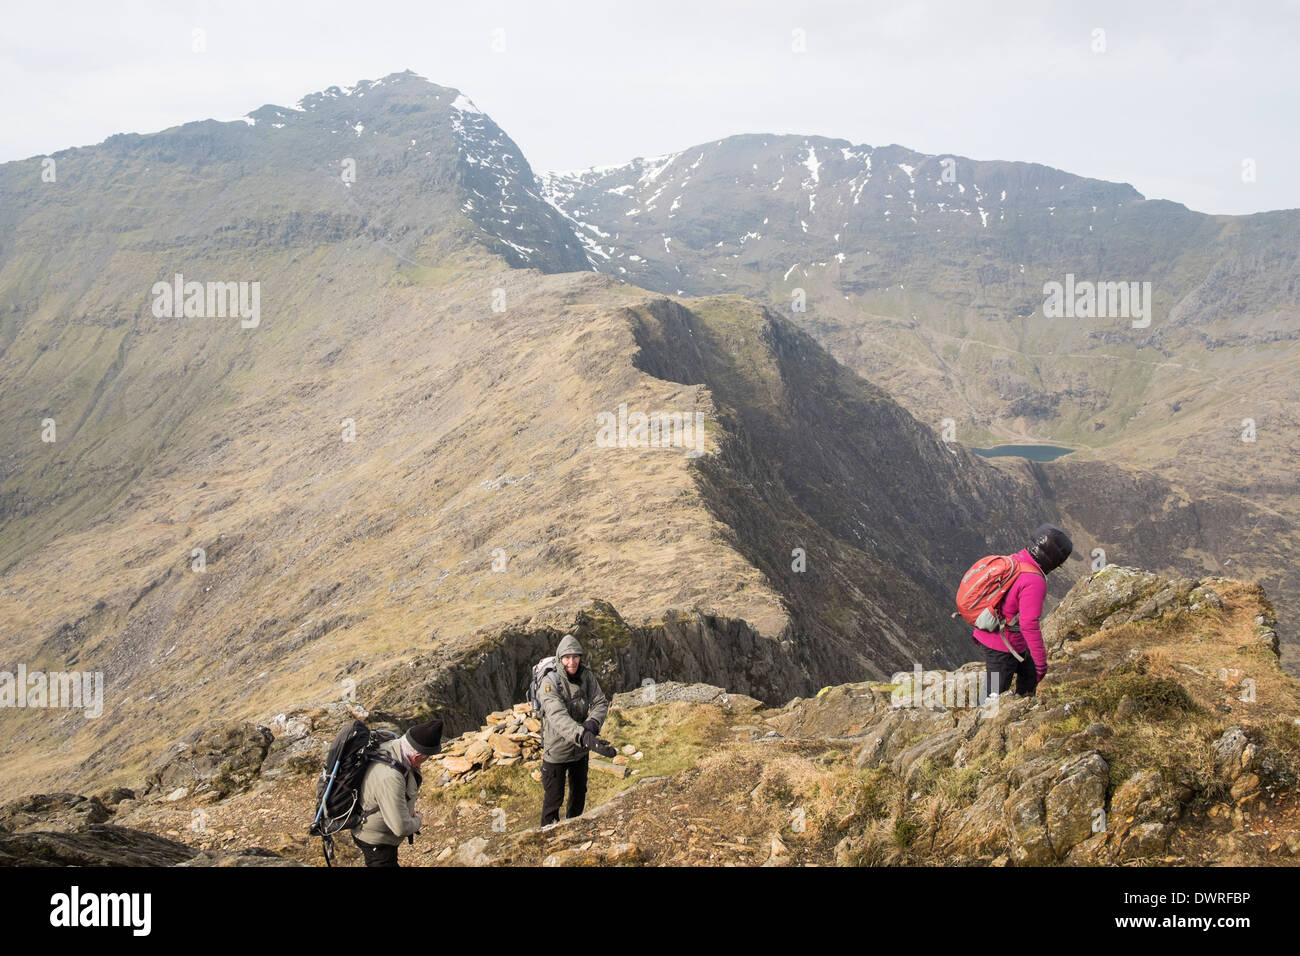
539 634 609 764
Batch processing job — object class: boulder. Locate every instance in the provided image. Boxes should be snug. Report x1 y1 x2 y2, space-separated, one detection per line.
1045 567 1164 652
455 836 492 866
0 793 112 834
542 841 644 866
490 736 522 757
0 824 199 866
1119 823 1170 860
1109 769 1165 825
464 739 494 767
1004 785 1054 866
891 727 964 784
147 722 273 797
1004 752 1109 863
936 777 1009 855
441 756 473 775
177 847 304 867
605 842 644 865
1043 752 1109 858
98 787 136 807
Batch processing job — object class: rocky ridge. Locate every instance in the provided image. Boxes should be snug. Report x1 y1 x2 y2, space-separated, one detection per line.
3 566 1296 867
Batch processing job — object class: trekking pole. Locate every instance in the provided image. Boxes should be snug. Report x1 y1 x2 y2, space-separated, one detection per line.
313 758 341 827
312 758 343 868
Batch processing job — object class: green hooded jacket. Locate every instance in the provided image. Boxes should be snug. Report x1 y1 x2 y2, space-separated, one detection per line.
539 634 609 764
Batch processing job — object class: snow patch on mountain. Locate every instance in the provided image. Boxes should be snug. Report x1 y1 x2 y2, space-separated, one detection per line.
451 93 483 114
802 145 822 186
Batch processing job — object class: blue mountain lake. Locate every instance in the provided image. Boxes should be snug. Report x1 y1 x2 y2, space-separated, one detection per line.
972 444 1075 462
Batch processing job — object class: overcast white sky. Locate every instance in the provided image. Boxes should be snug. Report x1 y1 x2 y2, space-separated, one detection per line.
1 0 1295 215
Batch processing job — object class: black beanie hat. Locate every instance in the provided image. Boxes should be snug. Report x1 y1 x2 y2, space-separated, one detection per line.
1027 524 1074 573
405 718 443 755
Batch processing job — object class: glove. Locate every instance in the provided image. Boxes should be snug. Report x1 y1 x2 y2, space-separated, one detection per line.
581 730 618 758
583 719 601 733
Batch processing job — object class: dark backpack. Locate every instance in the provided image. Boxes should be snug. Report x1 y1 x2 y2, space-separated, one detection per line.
308 719 402 865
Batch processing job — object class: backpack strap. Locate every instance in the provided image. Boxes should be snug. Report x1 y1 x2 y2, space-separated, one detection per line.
1006 560 1044 628
998 560 1045 655
1015 560 1044 578
996 623 1025 661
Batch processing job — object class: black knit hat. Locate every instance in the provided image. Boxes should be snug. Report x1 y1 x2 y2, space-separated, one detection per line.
1027 524 1074 573
404 718 443 755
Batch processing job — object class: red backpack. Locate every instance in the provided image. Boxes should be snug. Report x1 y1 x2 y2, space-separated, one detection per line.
954 555 1043 657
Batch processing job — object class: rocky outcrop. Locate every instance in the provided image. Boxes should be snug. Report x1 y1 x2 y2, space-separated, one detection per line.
360 600 810 739
0 790 301 866
145 722 274 798
0 793 113 834
757 568 1299 866
610 680 764 712
1003 751 1110 864
260 701 373 776
1211 725 1297 802
0 825 200 867
0 823 304 867
1044 565 1280 656
821 689 1177 864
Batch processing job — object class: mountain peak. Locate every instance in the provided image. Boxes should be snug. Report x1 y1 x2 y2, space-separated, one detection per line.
241 71 476 121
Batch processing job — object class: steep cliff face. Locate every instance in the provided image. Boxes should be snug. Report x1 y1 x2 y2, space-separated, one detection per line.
355 600 812 738
623 294 1058 669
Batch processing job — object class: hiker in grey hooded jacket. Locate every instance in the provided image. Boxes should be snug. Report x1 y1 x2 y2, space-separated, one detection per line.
540 634 613 761
538 634 616 825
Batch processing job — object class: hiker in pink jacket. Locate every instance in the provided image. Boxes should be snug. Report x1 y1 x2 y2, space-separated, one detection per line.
972 525 1075 697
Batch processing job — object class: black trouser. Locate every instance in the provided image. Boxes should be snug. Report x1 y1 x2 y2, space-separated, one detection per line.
351 834 400 867
541 757 590 826
982 641 1038 697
